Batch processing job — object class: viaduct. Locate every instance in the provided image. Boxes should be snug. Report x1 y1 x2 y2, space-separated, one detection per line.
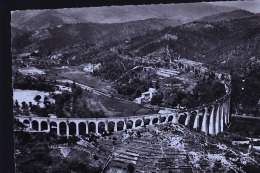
15 81 231 137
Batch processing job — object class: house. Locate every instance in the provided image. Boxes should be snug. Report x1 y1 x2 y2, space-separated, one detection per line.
50 54 63 60
157 68 180 78
174 58 203 72
164 83 184 90
83 63 101 73
158 109 174 114
48 114 57 118
232 140 250 146
16 53 31 60
200 67 208 73
135 88 157 104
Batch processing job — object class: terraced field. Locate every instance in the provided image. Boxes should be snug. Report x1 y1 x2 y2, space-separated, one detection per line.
105 125 194 173
102 123 260 173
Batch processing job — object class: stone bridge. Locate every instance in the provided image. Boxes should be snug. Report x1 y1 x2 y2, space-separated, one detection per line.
15 74 231 137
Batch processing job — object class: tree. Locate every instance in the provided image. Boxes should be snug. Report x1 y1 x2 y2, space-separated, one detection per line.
75 86 82 96
65 82 70 87
134 88 142 98
72 81 76 89
220 74 225 80
15 100 20 108
209 72 215 79
151 92 163 106
137 131 141 138
21 101 26 109
34 95 42 102
155 80 160 89
47 49 52 56
93 154 98 160
127 163 135 173
44 96 48 102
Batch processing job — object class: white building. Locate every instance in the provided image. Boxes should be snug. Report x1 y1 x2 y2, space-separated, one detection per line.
50 54 63 60
174 58 203 72
135 88 157 104
83 63 101 73
156 68 180 78
232 141 250 146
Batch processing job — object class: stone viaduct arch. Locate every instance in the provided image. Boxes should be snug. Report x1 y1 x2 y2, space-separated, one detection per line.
15 75 231 137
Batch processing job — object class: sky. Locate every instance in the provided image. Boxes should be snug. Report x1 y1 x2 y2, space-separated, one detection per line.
207 0 260 13
11 0 260 25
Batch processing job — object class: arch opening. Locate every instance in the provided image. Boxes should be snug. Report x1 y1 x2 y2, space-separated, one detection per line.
152 118 159 124
69 122 76 136
189 111 197 128
168 116 173 122
126 120 133 129
161 117 166 123
79 122 86 136
98 122 106 134
50 122 57 134
88 122 96 133
31 120 39 131
135 119 142 128
108 121 115 132
207 106 214 130
23 119 30 125
59 122 67 135
198 115 204 131
198 109 206 131
117 121 124 131
22 120 30 129
41 121 48 131
144 119 150 126
178 113 187 125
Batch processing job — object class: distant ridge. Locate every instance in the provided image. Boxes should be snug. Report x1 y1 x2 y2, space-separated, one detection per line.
11 10 86 31
57 3 238 23
11 2 239 31
199 10 255 22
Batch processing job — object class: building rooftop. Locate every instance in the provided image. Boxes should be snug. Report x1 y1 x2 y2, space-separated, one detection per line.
174 58 203 66
148 88 156 92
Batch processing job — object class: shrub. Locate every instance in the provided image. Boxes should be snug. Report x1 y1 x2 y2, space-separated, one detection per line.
127 163 135 173
93 154 98 160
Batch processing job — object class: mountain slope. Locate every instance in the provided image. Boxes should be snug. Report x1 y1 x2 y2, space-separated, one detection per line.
199 10 255 22
11 27 32 50
12 10 86 31
11 10 43 28
117 14 260 71
11 18 183 53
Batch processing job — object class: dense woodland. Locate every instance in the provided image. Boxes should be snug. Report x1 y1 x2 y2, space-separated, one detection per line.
231 62 260 116
151 73 226 109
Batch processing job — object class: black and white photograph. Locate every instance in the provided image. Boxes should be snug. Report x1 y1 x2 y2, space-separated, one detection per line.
10 0 260 172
